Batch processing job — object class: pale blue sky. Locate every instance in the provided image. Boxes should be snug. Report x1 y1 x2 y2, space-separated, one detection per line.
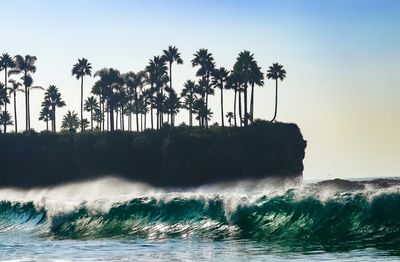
1 0 399 180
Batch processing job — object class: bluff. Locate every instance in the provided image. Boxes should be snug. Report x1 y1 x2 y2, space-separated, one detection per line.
0 121 306 188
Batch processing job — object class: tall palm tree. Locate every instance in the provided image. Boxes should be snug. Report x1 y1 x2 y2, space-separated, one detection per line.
211 67 229 127
39 104 52 131
94 68 123 132
249 62 264 123
181 80 198 126
227 72 241 127
72 58 92 131
233 51 255 126
146 56 168 129
84 96 99 131
7 79 23 132
43 85 66 132
61 111 80 132
0 54 16 129
0 112 13 133
162 45 183 93
266 63 287 122
8 55 37 131
0 82 10 132
191 49 215 127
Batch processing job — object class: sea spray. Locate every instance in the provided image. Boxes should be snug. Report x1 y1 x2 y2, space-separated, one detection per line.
0 177 399 249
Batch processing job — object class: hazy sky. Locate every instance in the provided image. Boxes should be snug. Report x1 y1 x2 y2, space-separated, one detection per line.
1 0 399 180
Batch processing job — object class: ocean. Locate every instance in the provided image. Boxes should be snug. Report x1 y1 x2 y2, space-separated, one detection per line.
0 177 399 261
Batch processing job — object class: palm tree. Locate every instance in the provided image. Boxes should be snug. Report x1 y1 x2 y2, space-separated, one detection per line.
0 112 13 133
61 111 80 132
162 45 183 93
181 80 198 126
8 55 37 131
165 89 180 126
0 82 10 132
72 58 92 131
191 49 215 127
211 67 229 127
267 63 287 122
233 51 255 126
7 79 23 132
146 56 168 129
0 54 16 129
226 112 234 127
39 105 52 131
94 68 123 132
84 96 99 131
123 71 145 132
249 62 264 123
227 71 241 127
43 85 66 132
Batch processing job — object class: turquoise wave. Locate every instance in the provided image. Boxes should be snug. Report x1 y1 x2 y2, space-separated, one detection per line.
1 189 400 248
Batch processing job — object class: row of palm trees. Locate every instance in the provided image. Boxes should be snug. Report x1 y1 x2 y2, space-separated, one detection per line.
0 47 286 133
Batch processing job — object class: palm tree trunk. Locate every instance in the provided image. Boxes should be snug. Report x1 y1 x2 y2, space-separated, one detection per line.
220 86 224 127
233 89 237 127
90 108 93 131
189 106 192 127
24 72 28 131
271 79 278 122
244 84 248 126
80 76 84 131
238 89 242 127
52 106 56 132
109 103 114 132
250 83 254 124
151 107 154 129
27 89 30 130
46 120 48 131
4 68 7 133
13 91 17 133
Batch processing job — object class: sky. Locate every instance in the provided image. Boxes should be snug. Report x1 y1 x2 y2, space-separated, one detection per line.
0 0 399 180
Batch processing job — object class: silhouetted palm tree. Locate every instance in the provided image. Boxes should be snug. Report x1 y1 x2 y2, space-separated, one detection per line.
267 63 286 122
8 55 37 130
181 80 197 126
191 49 215 127
0 53 16 131
84 96 99 131
165 89 180 126
162 46 183 93
61 110 80 132
39 105 52 131
233 51 255 126
94 68 123 132
0 82 10 132
7 79 23 132
249 62 264 123
227 71 241 127
72 58 92 131
212 67 229 127
43 85 66 132
146 56 168 129
0 112 13 133
226 112 234 127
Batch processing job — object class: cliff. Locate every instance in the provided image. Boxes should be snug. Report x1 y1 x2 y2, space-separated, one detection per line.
0 121 307 188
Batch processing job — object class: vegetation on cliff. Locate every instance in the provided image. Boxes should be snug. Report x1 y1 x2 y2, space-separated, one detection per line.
0 121 306 188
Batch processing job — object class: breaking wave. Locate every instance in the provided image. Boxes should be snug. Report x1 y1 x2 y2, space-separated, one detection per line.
0 177 400 248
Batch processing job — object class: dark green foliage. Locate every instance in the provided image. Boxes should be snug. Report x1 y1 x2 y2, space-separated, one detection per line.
0 121 306 188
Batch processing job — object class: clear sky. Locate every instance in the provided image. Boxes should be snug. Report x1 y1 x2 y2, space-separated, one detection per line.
1 0 399 180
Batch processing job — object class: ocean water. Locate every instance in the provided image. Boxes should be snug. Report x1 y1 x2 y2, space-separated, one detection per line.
0 177 400 261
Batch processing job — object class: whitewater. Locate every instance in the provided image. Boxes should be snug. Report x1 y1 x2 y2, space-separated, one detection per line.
1 177 400 261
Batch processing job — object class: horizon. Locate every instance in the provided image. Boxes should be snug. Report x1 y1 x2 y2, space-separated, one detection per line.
0 0 399 180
